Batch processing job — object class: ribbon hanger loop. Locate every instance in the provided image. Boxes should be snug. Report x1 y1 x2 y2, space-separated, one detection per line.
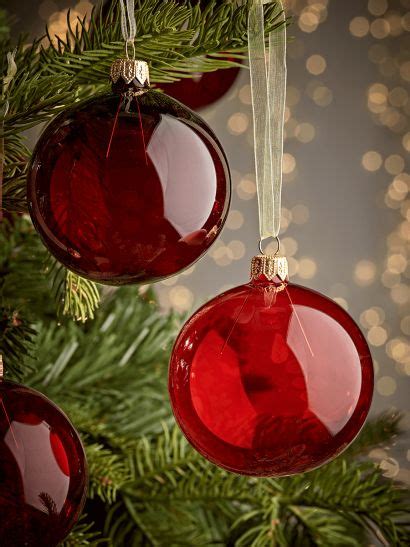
248 0 287 243
120 0 137 57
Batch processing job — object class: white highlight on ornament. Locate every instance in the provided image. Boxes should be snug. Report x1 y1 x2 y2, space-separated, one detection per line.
248 0 287 240
147 116 217 237
5 422 70 512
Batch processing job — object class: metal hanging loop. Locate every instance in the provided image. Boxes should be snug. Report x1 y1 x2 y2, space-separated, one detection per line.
258 236 281 256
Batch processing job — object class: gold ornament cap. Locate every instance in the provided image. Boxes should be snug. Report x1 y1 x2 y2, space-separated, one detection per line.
250 254 289 282
110 58 150 87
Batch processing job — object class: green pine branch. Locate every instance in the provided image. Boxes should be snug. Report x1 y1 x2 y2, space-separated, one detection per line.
62 518 107 546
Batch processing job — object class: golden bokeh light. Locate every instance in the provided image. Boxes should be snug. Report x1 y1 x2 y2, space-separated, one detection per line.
238 84 252 105
369 82 389 96
354 259 377 286
298 257 317 279
386 252 407 274
212 244 234 267
237 175 257 200
401 315 410 335
169 286 194 312
299 9 320 33
312 85 333 107
286 86 302 107
227 112 249 136
280 207 293 234
368 325 388 346
368 0 389 16
287 257 299 277
283 153 296 174
227 240 246 260
370 18 391 39
181 265 196 277
360 307 385 328
161 276 179 287
226 210 244 230
376 375 397 395
391 284 410 305
400 60 410 81
386 338 409 362
387 175 409 202
361 150 383 171
333 297 349 310
43 1 94 45
401 200 410 220
367 82 388 113
385 154 405 175
295 122 316 143
306 54 327 75
291 204 310 224
386 13 404 37
402 132 410 152
349 16 370 38
281 237 298 257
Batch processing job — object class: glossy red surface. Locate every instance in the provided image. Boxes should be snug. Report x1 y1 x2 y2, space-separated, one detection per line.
28 91 230 285
160 65 241 111
0 380 87 546
169 279 374 476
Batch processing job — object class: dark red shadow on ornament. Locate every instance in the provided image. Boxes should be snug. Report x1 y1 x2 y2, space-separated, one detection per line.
159 63 242 111
0 381 87 546
169 278 374 476
28 91 230 285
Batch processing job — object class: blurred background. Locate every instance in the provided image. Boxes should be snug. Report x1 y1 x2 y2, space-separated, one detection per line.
7 0 410 482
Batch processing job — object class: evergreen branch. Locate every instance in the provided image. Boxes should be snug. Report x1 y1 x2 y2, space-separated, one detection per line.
27 288 177 435
62 518 107 546
38 0 285 86
346 411 402 456
281 459 410 546
0 308 36 380
2 134 29 212
50 263 101 323
86 443 130 504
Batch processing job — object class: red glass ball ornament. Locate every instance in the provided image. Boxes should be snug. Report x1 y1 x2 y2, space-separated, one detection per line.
0 380 87 546
28 90 230 285
169 272 374 476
